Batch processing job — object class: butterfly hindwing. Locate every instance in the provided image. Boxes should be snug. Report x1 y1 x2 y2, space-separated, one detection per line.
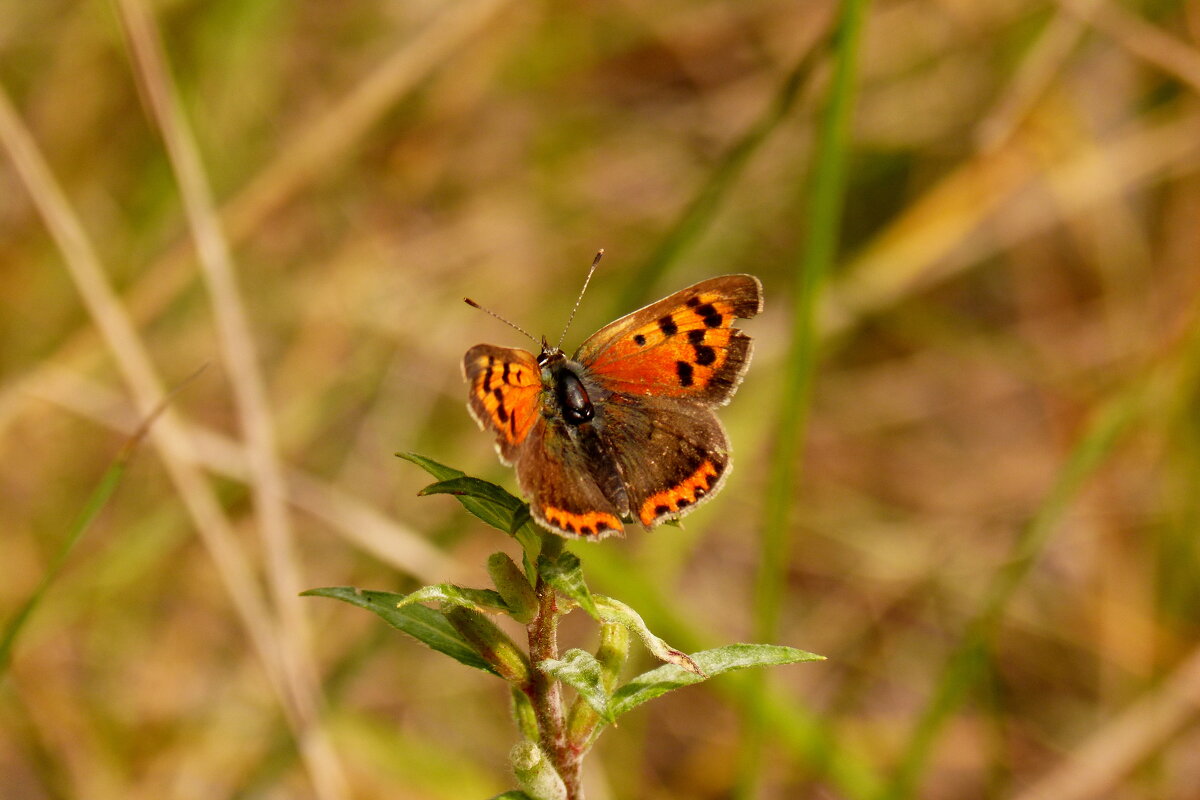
597 394 731 528
574 274 762 406
515 418 626 539
462 345 543 463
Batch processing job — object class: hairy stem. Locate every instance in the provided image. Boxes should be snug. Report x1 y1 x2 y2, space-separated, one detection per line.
525 573 583 799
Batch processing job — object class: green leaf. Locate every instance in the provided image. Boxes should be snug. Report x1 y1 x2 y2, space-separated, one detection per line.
398 453 543 560
594 595 702 675
517 529 542 583
302 587 498 675
538 551 597 619
400 452 520 533
540 648 614 723
420 476 525 532
397 584 513 615
508 503 533 536
565 622 631 743
487 793 534 800
396 451 465 482
610 644 823 720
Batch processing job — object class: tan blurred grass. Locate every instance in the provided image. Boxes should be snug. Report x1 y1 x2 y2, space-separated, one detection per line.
3 1 1200 799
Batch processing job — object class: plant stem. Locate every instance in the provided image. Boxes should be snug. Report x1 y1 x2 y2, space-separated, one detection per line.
525 572 583 799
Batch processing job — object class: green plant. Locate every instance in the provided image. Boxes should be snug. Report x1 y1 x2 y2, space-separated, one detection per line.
304 453 822 800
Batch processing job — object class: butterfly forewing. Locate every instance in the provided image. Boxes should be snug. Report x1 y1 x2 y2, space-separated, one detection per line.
462 345 543 463
574 274 762 406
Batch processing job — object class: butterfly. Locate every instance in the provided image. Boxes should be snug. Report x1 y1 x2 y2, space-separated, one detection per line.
463 254 762 540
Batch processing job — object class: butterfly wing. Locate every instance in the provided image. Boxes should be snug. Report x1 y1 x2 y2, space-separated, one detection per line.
513 418 626 540
598 394 732 529
576 274 761 529
574 274 762 405
464 344 625 539
465 274 761 537
462 345 543 464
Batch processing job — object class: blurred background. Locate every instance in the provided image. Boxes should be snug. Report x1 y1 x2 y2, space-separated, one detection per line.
3 0 1200 798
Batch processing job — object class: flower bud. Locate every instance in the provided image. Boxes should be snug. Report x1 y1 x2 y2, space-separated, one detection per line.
444 606 530 684
595 621 630 690
510 686 539 742
488 551 538 623
510 741 567 800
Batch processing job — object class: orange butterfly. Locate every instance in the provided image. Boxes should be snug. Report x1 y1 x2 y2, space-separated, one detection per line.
464 254 761 539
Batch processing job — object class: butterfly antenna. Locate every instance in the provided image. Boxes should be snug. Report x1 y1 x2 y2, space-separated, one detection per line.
463 297 539 345
556 249 604 349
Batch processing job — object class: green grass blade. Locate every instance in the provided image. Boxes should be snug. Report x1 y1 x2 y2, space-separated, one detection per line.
0 459 126 677
0 374 184 678
738 0 872 795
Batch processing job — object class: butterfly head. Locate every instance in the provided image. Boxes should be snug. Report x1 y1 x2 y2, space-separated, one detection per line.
536 337 594 426
536 336 566 368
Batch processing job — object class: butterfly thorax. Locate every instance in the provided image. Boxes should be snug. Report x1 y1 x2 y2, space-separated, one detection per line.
537 342 594 426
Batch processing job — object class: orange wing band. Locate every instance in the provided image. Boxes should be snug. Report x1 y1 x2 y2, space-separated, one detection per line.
638 460 721 526
541 506 624 538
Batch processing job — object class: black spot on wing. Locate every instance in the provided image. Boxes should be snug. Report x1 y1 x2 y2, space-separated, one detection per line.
676 361 694 387
482 356 495 391
693 344 716 366
686 296 701 307
634 333 646 346
694 303 723 328
658 316 678 337
687 329 705 344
